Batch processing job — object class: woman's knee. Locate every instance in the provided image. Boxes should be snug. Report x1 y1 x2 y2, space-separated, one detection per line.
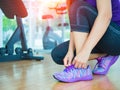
51 41 69 65
51 47 64 65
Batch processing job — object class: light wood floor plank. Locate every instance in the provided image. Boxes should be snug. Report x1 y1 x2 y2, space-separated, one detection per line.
0 54 120 90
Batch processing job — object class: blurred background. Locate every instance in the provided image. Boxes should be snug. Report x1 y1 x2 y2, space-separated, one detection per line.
0 0 70 54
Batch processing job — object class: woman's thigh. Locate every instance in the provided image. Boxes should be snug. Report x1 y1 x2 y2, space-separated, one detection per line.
95 22 120 55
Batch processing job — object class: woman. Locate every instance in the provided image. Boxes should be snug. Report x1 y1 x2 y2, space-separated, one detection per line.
51 0 120 82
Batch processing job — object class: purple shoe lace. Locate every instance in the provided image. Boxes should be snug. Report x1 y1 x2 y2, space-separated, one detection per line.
93 55 119 75
95 57 107 69
64 65 74 72
53 65 93 83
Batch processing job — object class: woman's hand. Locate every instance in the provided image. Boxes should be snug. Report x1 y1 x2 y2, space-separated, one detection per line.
63 51 74 67
72 50 91 68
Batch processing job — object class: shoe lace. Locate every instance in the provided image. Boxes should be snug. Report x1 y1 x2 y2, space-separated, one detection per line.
64 65 74 72
95 57 106 69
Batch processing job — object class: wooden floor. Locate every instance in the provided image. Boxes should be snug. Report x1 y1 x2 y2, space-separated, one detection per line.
0 53 120 90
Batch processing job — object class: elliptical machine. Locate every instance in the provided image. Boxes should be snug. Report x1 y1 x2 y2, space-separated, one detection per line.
42 1 68 50
42 14 62 50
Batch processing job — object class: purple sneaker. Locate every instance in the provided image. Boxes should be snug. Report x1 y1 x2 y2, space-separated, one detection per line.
53 65 93 83
93 55 119 75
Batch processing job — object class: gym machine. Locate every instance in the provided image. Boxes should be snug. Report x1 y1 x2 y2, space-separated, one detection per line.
0 0 44 62
42 1 68 50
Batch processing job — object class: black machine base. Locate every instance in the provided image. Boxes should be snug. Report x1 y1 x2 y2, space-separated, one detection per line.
0 55 44 62
0 48 44 62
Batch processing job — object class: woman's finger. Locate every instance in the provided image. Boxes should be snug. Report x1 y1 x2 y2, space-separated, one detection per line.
72 59 75 65
82 63 88 68
63 57 68 66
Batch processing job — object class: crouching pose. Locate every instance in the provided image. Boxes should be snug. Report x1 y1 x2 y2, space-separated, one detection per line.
51 0 120 82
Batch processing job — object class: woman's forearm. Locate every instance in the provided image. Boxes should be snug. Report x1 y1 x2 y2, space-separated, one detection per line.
83 14 112 52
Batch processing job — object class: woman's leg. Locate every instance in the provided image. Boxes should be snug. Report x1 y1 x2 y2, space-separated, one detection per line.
51 41 106 65
68 1 106 59
69 0 120 56
51 1 105 65
51 0 120 65
72 32 88 54
95 22 120 55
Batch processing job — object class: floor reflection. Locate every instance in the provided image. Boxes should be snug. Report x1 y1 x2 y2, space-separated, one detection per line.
52 75 117 90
